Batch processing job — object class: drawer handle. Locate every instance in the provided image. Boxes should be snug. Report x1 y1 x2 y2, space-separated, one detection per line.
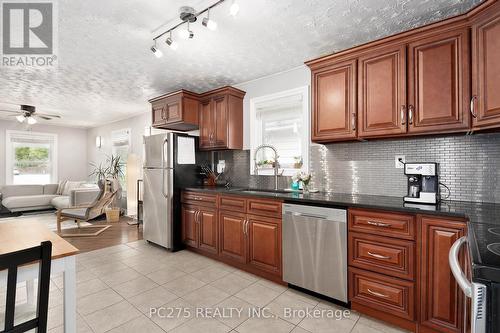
367 252 391 260
367 289 389 298
367 221 391 227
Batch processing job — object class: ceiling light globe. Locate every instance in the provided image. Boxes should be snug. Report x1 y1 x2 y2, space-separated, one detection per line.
166 37 178 50
16 115 25 123
27 116 37 125
230 3 239 16
203 17 217 31
151 46 163 58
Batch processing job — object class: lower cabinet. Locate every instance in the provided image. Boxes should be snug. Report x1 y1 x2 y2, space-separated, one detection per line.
181 203 218 255
348 209 468 333
247 215 282 276
182 192 283 281
418 215 467 333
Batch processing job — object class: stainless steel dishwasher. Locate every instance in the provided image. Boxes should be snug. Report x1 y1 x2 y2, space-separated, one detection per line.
282 203 347 303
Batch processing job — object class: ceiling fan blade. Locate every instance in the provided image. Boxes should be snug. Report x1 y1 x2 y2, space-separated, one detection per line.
35 115 53 120
35 112 61 118
0 109 21 114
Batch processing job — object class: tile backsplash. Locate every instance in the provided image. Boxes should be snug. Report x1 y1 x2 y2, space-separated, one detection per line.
217 132 500 204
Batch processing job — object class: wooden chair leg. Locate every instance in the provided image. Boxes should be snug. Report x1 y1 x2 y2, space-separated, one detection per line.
56 210 62 234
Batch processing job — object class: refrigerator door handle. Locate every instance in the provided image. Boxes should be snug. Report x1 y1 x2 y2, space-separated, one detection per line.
161 137 169 198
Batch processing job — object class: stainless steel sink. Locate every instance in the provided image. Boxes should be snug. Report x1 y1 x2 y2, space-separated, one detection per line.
228 188 290 194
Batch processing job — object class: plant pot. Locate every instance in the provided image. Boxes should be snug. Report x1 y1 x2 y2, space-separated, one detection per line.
105 208 120 223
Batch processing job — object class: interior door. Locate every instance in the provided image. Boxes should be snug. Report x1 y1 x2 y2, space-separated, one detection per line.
358 45 407 138
408 29 470 133
219 210 247 263
311 59 358 142
199 99 213 149
472 7 500 129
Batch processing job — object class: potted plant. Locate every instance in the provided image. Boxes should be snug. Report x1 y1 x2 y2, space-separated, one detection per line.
89 161 107 183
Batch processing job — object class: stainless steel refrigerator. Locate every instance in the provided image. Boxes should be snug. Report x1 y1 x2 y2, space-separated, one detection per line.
143 132 207 250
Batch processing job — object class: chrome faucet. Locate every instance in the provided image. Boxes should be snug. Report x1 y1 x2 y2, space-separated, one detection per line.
254 144 280 191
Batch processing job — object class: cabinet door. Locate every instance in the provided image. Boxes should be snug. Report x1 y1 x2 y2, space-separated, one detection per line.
247 215 281 276
152 103 165 127
213 95 228 148
198 207 218 254
181 204 198 248
408 29 470 133
358 45 407 137
219 210 247 263
311 59 357 142
165 99 181 123
199 99 213 149
472 6 500 129
419 216 466 333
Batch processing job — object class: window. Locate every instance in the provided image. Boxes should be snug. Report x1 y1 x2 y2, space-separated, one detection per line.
5 130 58 185
111 128 131 191
250 86 309 176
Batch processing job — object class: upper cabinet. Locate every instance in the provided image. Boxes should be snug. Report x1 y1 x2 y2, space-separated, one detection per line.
199 87 245 150
408 28 471 134
472 3 500 129
150 86 245 150
358 45 407 138
310 59 357 142
306 0 500 143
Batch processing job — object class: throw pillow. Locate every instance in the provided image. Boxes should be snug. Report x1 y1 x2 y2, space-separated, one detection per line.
57 180 67 195
62 181 84 196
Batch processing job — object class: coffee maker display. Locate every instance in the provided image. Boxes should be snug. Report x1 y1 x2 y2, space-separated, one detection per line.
404 162 440 205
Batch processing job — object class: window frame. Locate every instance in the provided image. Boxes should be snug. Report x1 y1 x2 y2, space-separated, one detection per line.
5 130 58 185
249 86 310 176
111 128 131 192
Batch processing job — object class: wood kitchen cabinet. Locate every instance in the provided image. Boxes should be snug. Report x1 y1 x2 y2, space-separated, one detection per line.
357 45 407 138
247 215 282 276
471 2 500 129
407 28 471 134
149 90 200 131
418 215 467 333
199 87 245 150
310 59 358 142
181 192 283 281
219 210 247 264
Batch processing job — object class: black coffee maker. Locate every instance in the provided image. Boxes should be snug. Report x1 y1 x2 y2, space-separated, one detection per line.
403 163 439 205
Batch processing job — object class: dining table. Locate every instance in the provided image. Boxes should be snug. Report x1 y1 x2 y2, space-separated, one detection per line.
0 220 79 333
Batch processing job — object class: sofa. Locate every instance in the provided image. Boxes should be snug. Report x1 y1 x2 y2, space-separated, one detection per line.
0 182 100 213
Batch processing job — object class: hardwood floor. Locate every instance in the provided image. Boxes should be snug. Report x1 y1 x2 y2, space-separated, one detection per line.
65 216 143 253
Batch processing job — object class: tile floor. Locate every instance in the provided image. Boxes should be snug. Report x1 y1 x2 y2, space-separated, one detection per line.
1 240 409 333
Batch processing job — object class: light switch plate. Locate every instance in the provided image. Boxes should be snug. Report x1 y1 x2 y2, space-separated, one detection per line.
395 155 405 168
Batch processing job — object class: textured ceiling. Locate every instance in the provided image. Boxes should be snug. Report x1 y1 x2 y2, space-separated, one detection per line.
0 0 482 128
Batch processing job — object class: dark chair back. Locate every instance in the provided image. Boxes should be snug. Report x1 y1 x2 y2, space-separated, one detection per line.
0 241 52 333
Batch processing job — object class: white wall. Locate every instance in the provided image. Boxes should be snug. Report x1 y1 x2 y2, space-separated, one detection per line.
86 112 150 175
0 119 88 185
234 65 311 149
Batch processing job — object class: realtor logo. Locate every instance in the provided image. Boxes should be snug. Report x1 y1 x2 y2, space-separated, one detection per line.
1 0 58 67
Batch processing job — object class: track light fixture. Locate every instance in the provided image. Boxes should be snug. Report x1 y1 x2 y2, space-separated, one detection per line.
179 22 194 39
229 0 239 16
150 41 163 58
165 31 178 50
202 9 217 31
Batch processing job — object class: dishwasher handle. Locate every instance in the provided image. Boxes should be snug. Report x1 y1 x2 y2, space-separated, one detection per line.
285 211 330 220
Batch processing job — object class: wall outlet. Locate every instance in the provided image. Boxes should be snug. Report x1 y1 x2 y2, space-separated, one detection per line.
395 155 405 168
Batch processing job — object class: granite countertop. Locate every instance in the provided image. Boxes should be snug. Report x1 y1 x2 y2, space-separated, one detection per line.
184 186 500 283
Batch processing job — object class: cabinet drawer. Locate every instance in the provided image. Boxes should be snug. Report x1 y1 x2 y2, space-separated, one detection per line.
349 209 415 240
349 268 415 321
219 195 247 212
349 232 415 280
181 191 217 207
247 198 282 218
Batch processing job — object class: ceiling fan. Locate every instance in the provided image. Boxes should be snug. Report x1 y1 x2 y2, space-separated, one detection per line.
0 104 62 125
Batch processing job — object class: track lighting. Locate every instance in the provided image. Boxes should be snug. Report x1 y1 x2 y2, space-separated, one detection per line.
16 115 25 123
179 22 194 39
165 32 178 50
202 9 217 31
27 116 37 125
229 1 239 16
150 42 163 58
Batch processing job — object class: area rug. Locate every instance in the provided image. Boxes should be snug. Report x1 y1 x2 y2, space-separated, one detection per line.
0 212 92 231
